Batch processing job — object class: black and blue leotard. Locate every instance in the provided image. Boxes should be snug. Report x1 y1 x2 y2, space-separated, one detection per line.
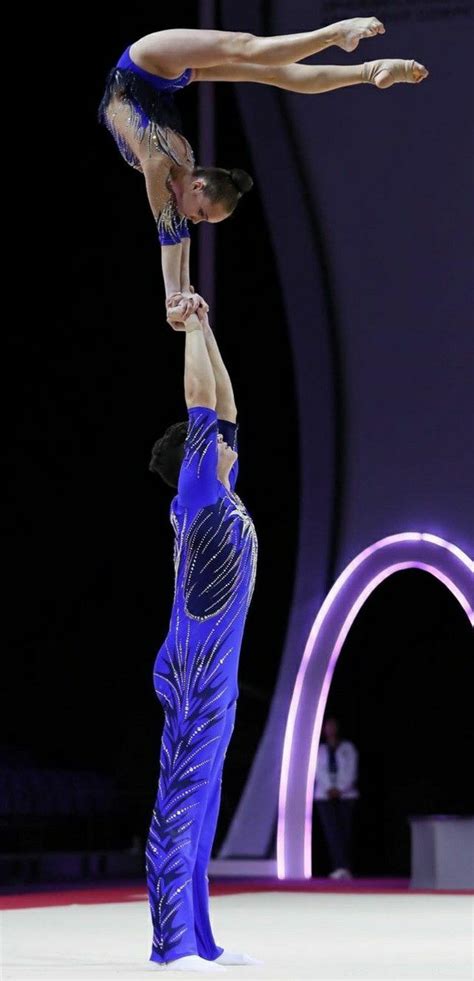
99 46 194 245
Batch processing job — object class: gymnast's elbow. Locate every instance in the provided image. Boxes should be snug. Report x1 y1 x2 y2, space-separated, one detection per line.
186 385 217 411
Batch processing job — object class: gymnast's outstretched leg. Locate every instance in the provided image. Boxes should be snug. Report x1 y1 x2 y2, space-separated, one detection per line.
192 58 428 94
130 18 387 77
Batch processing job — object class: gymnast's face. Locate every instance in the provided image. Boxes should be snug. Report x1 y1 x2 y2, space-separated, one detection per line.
217 434 238 479
178 179 229 225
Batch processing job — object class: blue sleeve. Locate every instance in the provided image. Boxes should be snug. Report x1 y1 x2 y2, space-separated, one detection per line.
157 214 190 246
218 419 239 490
178 407 220 511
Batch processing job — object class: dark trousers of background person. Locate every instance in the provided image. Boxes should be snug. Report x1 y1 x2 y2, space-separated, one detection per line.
316 799 356 870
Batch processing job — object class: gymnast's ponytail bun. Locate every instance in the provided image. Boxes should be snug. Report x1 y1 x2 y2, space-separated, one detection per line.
229 168 254 195
194 165 254 214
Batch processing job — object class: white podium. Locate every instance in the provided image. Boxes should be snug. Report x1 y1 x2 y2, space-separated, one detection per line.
409 815 474 889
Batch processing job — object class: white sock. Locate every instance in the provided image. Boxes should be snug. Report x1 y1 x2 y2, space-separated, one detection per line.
161 955 227 973
216 951 263 966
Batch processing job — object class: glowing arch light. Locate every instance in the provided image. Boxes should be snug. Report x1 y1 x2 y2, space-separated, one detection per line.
277 533 474 879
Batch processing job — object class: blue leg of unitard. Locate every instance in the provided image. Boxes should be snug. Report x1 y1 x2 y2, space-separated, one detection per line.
147 698 233 964
193 702 236 960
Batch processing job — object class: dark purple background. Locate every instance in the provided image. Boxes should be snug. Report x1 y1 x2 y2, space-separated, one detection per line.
3 2 473 879
219 0 473 857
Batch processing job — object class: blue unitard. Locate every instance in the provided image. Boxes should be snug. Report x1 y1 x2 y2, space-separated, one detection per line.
147 408 258 964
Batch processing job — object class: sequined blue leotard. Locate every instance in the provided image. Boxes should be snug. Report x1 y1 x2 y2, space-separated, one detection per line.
99 46 193 245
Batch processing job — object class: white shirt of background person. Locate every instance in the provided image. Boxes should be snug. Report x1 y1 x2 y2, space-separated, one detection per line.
313 721 359 801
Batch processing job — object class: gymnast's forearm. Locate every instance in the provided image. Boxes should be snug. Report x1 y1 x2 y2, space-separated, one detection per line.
184 321 216 409
204 323 237 422
161 242 183 299
180 236 191 292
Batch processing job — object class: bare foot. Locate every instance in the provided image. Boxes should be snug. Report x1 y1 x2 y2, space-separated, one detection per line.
363 59 429 88
335 17 385 53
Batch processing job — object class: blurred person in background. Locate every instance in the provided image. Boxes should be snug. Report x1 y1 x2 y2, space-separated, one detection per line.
313 717 359 879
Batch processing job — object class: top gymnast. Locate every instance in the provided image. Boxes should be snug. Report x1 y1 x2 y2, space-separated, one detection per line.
99 19 428 322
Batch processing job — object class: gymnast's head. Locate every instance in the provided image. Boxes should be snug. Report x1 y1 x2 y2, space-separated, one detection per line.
149 423 238 489
173 167 253 225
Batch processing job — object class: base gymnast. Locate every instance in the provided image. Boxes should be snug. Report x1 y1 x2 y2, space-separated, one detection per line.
147 307 258 972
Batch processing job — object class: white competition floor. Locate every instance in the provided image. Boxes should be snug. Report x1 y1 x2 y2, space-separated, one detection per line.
2 890 473 981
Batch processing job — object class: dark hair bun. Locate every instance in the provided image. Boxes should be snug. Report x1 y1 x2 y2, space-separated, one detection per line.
229 168 253 195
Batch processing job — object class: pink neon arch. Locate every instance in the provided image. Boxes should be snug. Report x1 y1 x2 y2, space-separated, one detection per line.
277 533 474 879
